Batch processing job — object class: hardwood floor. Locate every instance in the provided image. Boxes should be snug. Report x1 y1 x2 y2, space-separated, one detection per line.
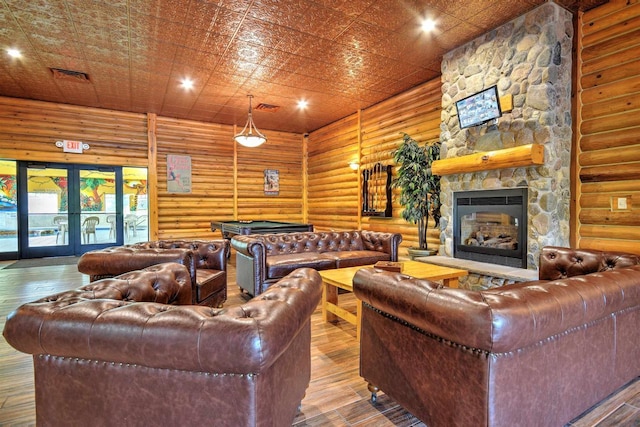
0 257 638 426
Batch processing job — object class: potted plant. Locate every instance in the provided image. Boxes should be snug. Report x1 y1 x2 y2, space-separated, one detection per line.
392 133 441 257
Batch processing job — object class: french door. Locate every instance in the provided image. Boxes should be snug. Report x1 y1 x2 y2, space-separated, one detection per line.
18 162 124 258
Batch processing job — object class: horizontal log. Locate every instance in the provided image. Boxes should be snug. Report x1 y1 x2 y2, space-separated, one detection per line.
579 145 640 167
581 27 640 62
581 46 640 76
581 126 640 151
581 58 640 91
579 224 640 240
579 208 640 226
581 2 640 39
581 180 640 194
580 192 638 209
580 113 640 136
579 162 640 182
432 144 544 176
580 94 640 121
578 237 640 255
581 75 640 105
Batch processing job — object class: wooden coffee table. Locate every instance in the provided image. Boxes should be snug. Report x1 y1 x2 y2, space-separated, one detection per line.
319 260 468 340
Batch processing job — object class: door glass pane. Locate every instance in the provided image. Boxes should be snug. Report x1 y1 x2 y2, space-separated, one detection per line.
123 167 148 244
27 167 68 248
0 160 18 253
80 169 116 245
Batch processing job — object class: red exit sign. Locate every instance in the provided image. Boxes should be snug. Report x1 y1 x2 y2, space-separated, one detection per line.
63 140 83 153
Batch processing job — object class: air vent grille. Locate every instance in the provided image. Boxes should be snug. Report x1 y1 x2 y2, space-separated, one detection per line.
255 103 280 112
50 68 91 83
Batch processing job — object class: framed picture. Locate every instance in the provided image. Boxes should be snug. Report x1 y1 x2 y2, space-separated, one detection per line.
264 169 279 196
167 155 191 193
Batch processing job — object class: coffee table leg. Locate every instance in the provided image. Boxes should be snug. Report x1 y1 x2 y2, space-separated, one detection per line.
322 282 338 323
443 277 459 288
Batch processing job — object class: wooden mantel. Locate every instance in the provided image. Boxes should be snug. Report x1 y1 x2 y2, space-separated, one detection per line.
431 143 544 176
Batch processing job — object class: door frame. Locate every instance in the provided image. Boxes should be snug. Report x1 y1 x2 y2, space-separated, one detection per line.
18 162 124 258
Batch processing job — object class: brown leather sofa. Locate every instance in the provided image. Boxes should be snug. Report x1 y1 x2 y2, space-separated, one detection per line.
232 230 403 296
353 246 640 427
3 263 323 427
77 239 229 307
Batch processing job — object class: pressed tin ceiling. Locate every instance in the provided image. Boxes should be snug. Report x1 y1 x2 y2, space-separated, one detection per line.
0 0 605 134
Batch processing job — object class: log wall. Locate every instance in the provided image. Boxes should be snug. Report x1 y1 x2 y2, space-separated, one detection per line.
0 97 149 166
0 96 305 241
576 0 640 254
307 79 443 254
154 117 235 240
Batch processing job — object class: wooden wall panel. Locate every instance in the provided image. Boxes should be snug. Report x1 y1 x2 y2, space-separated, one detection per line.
576 0 640 255
0 96 148 166
307 79 443 256
236 131 305 223
307 115 360 231
360 80 442 253
155 117 235 240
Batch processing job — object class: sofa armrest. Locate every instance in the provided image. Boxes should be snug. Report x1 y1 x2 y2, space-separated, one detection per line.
360 231 403 261
232 236 269 295
4 268 322 374
539 246 640 280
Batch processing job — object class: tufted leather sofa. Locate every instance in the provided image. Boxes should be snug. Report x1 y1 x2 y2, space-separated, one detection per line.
232 230 402 296
353 246 640 427
77 239 228 307
3 264 323 427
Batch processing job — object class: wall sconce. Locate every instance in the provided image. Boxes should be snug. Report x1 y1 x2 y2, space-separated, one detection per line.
349 161 360 171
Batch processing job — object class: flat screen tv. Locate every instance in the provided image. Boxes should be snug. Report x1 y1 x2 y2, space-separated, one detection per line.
455 85 502 129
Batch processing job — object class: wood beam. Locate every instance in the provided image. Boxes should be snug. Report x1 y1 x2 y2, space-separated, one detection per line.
431 144 544 176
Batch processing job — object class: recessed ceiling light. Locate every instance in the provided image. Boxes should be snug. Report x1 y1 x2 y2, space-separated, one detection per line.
7 48 22 58
180 78 194 90
421 18 436 33
297 99 308 109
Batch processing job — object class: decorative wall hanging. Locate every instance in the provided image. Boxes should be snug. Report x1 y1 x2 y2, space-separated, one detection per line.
167 155 191 193
264 169 279 196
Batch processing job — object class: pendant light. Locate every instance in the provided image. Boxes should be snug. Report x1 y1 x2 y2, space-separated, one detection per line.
234 94 267 147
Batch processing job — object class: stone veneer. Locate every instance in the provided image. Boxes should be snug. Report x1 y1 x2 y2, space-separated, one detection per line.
438 2 573 288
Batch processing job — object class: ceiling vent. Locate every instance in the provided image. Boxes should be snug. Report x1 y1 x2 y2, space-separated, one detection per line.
255 103 280 113
50 68 91 83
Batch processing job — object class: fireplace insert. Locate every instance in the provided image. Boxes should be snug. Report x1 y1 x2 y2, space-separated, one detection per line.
453 188 527 268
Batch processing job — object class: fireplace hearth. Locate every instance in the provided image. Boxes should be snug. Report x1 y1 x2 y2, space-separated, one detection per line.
453 188 527 268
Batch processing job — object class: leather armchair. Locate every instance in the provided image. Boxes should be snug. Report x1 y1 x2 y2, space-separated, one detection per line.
77 239 229 307
353 247 640 427
4 266 323 427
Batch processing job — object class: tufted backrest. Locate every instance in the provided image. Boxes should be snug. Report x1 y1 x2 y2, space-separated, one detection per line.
144 239 229 271
539 246 640 280
78 246 196 284
42 262 192 306
354 262 640 354
243 231 367 256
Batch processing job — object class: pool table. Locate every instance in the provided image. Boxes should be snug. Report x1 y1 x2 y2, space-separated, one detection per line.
210 220 314 240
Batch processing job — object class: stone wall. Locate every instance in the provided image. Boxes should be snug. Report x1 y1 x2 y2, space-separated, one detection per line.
439 2 573 276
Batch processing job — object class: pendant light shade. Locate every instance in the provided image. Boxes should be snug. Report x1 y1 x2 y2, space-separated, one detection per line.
234 95 267 147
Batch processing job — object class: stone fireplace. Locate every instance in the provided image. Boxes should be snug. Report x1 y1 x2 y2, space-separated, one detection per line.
437 2 573 285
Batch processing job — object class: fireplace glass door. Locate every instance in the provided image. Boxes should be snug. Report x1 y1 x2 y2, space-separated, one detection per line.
453 188 527 268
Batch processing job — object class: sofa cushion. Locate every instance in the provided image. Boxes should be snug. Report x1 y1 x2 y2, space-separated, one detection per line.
195 269 226 304
267 253 336 279
321 250 391 268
